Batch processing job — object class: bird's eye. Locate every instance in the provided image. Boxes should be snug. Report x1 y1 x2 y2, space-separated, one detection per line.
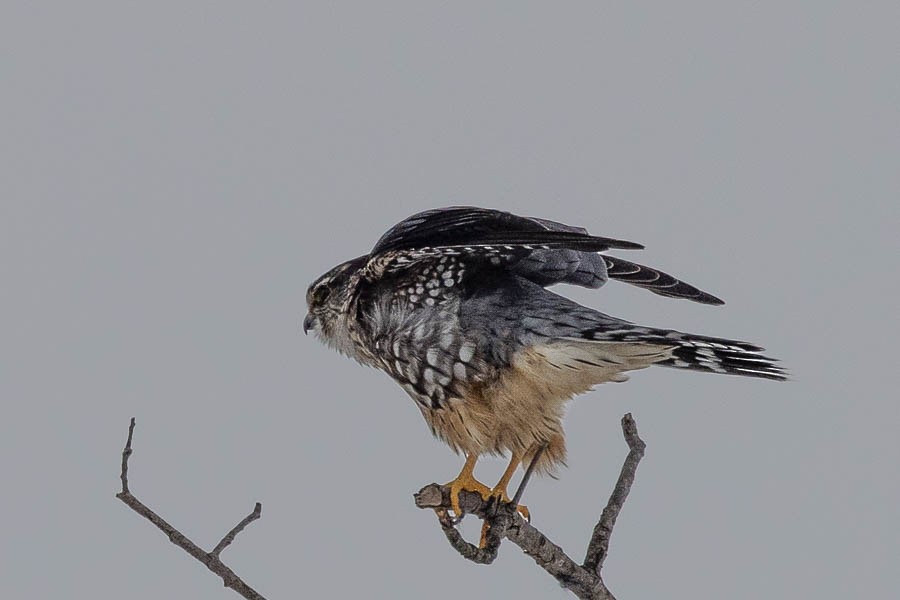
312 284 331 305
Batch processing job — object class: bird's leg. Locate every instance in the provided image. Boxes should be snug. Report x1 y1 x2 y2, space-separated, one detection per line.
480 452 530 547
444 453 492 519
492 452 530 516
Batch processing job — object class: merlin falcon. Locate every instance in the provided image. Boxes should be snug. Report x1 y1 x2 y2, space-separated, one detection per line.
304 207 784 522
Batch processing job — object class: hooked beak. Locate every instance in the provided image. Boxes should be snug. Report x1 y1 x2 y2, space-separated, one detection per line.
302 313 316 335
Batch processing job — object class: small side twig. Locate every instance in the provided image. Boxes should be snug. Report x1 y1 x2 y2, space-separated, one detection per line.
212 503 263 558
115 418 266 600
119 417 135 493
415 413 647 600
583 413 646 575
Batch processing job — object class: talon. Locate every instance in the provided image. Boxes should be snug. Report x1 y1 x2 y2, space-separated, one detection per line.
516 503 531 522
446 476 491 518
487 488 530 521
434 507 457 528
444 454 491 519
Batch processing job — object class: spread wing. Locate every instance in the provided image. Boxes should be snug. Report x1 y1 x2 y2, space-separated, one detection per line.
370 207 643 254
363 207 724 305
364 206 641 281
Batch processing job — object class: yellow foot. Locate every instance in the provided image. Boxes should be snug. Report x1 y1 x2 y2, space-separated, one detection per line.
515 502 530 522
444 473 491 519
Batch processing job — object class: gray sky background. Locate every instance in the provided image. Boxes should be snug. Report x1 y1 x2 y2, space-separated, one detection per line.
2 3 898 599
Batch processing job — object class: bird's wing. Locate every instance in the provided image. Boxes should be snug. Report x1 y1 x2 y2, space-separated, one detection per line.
601 256 724 305
364 207 641 281
365 207 724 306
515 214 725 304
370 207 643 255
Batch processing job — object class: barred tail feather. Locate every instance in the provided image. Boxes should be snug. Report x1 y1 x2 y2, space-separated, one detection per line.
658 336 786 381
569 326 787 381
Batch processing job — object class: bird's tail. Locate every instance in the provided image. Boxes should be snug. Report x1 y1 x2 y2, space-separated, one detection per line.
654 333 786 380
568 326 787 381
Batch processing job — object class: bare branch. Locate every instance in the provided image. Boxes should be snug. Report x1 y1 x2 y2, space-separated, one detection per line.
583 413 646 575
117 414 646 599
415 485 611 599
433 506 502 564
212 503 263 558
415 414 647 600
115 419 266 600
119 417 135 494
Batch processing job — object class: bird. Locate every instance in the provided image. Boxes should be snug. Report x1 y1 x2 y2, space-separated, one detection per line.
304 207 784 526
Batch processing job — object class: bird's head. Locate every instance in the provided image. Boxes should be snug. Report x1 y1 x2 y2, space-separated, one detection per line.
304 256 368 352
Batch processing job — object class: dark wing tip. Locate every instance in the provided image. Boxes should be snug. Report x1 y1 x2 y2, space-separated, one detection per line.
692 290 726 306
606 239 644 250
658 286 724 305
603 256 724 306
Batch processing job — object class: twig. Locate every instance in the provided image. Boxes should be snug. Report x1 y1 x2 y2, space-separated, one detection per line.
115 418 266 600
415 413 647 600
583 413 645 575
119 417 135 493
434 507 502 564
212 503 263 558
